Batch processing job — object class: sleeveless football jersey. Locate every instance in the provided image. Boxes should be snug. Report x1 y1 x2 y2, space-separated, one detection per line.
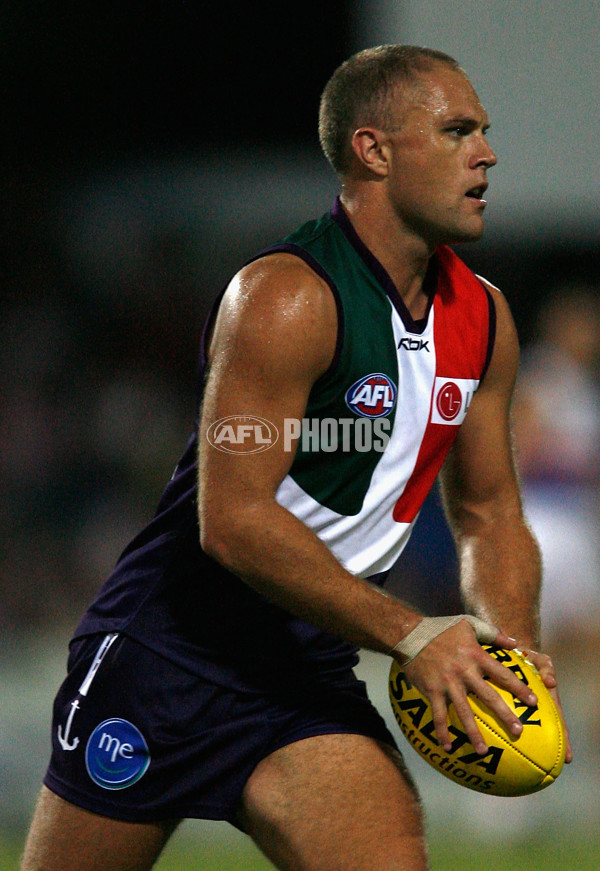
270 199 495 579
73 198 495 683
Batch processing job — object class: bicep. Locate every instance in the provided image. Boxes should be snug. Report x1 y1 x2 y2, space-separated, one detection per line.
198 256 337 517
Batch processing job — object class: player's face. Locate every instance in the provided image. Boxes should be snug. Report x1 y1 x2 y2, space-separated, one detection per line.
384 64 497 247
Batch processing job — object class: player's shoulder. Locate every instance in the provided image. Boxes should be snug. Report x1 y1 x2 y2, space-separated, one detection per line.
475 273 514 319
238 251 330 295
220 252 334 325
476 274 517 336
474 275 520 390
476 274 501 295
214 252 338 374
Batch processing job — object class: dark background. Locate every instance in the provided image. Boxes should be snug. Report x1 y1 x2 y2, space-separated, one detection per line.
4 0 595 327
2 2 352 160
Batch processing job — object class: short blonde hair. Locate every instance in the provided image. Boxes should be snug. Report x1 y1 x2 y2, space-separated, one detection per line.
318 45 461 175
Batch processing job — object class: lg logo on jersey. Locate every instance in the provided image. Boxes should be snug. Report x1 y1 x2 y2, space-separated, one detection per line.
436 381 463 421
398 338 430 352
430 377 479 426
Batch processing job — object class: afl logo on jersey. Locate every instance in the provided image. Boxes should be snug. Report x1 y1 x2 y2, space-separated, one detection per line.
345 373 397 418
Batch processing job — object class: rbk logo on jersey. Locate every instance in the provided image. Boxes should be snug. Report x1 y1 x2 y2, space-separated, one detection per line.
398 337 430 352
345 373 397 418
430 377 479 425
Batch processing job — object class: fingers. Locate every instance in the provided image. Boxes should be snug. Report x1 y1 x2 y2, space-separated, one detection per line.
460 647 538 751
448 685 490 755
427 646 571 764
429 695 454 754
429 682 489 755
550 686 573 763
427 658 528 756
494 629 518 649
463 667 526 741
482 651 538 709
405 629 539 756
525 649 557 688
525 650 573 763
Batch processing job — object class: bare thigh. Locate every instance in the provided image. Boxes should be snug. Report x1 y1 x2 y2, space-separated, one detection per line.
20 786 180 871
239 733 428 871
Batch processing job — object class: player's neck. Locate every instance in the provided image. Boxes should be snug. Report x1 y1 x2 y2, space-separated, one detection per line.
339 189 433 320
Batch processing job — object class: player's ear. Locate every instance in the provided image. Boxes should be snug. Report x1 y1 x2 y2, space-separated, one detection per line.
350 127 390 178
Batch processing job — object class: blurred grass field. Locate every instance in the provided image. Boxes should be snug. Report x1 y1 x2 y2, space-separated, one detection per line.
159 827 600 871
4 822 599 870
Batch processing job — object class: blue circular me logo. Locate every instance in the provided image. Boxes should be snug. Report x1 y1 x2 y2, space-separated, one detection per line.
86 718 150 790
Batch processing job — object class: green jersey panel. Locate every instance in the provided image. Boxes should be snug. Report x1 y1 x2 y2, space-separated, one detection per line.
274 211 399 515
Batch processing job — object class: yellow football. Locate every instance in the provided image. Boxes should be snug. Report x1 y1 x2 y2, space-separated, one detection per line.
388 645 565 796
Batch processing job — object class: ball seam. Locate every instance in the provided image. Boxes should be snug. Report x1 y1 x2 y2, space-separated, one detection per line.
471 711 554 777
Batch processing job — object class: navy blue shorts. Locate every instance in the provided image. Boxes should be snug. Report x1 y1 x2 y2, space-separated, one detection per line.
44 633 398 824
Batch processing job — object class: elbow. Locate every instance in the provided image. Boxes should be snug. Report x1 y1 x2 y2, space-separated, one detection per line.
199 486 277 575
199 512 233 567
199 499 258 573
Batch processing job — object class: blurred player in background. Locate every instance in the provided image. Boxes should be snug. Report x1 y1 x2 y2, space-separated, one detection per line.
513 284 600 768
514 284 600 645
21 45 571 871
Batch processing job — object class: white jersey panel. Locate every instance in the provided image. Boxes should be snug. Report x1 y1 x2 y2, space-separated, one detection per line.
275 301 438 577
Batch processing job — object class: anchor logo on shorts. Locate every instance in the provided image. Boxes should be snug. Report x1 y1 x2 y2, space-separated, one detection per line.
56 633 120 754
57 699 81 751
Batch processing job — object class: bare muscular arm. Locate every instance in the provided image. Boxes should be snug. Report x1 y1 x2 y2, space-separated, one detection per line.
435 280 572 760
442 282 542 645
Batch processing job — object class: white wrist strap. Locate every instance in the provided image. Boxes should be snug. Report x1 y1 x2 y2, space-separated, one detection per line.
390 615 498 664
